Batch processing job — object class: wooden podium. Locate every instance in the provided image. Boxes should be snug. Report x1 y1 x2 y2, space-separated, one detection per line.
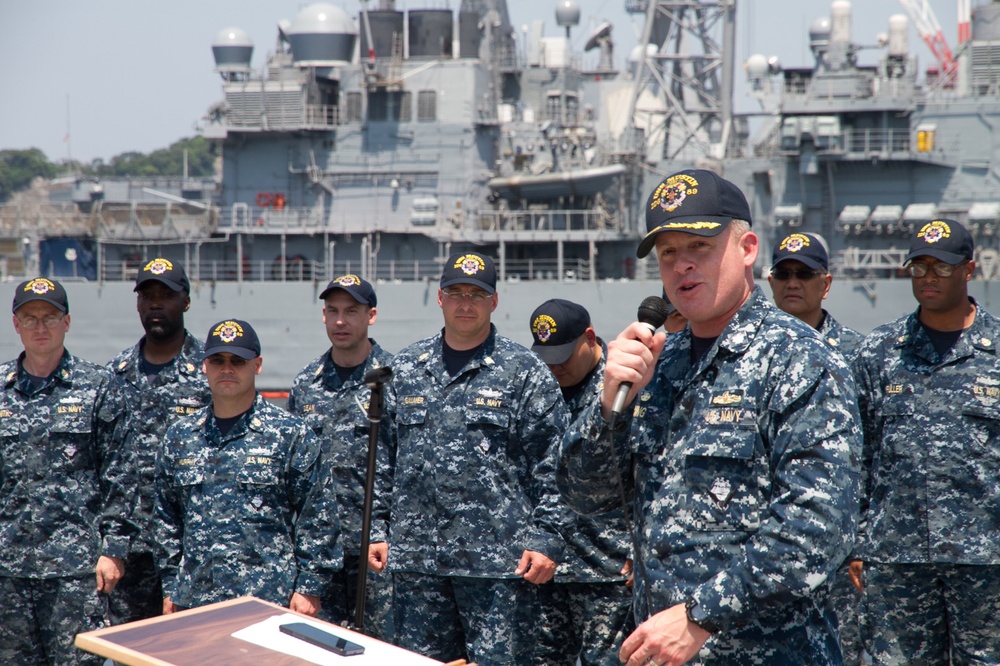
75 596 443 665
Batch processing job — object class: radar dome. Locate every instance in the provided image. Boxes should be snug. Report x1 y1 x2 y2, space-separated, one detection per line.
809 17 831 43
212 27 253 74
556 0 581 28
809 16 831 56
287 3 357 65
745 53 769 79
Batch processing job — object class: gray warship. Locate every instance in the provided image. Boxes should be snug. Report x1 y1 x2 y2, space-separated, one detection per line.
1 0 999 388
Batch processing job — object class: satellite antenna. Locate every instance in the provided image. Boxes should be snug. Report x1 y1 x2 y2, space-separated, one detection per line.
584 21 614 71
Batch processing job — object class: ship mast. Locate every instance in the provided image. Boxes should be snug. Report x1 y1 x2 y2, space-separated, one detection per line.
624 0 738 163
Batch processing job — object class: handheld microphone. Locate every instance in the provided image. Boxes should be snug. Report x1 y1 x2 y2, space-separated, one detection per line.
363 366 393 388
610 296 671 417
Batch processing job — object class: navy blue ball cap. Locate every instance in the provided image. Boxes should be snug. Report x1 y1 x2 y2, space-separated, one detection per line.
203 319 261 360
637 169 753 258
134 258 190 292
905 219 974 265
12 277 69 313
440 252 497 294
771 233 829 271
319 274 377 307
529 298 591 365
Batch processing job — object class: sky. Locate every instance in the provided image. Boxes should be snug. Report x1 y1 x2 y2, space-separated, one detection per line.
0 0 961 164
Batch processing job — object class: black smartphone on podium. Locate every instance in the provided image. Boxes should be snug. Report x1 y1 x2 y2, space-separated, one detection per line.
280 622 365 656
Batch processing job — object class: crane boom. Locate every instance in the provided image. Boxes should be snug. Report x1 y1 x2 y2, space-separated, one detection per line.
897 0 956 81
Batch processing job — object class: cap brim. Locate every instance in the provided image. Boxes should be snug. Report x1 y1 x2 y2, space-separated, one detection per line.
135 277 186 292
13 296 68 314
202 346 259 360
905 248 968 265
319 285 374 305
531 341 576 365
636 216 733 258
772 256 827 271
440 278 496 294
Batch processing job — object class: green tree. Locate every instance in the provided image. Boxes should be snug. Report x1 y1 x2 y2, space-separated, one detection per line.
0 148 58 202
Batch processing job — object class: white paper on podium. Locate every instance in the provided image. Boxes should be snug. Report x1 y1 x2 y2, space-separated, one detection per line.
231 613 442 665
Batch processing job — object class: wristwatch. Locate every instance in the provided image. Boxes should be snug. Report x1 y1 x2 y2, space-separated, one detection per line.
685 598 721 634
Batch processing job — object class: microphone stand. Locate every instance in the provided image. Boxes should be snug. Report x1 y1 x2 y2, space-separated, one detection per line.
353 366 392 633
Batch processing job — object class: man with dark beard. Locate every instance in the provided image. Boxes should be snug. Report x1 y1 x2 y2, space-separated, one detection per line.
106 258 211 624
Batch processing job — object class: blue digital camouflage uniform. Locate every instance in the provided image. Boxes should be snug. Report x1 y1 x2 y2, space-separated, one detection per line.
287 340 394 637
375 325 570 665
153 393 343 610
819 310 865 362
106 331 210 623
560 288 862 665
534 341 633 666
852 300 1000 664
0 350 134 665
817 310 866 666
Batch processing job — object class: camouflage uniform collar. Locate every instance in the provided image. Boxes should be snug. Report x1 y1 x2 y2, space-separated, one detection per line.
711 287 770 356
205 393 266 442
116 330 203 378
10 349 74 392
431 324 499 368
901 297 996 358
319 338 379 389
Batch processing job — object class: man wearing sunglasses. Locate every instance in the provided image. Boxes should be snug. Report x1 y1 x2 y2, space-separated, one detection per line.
370 251 570 664
152 319 342 617
768 233 866 664
851 219 1000 663
0 278 135 665
768 233 864 359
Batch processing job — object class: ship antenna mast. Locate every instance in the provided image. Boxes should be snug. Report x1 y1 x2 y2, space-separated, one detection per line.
623 0 738 162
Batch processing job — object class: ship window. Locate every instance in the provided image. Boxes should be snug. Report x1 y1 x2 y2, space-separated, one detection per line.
345 92 363 122
369 91 388 121
417 90 437 122
400 91 412 122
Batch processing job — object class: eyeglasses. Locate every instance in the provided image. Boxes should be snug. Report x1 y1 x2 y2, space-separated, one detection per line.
905 260 966 278
771 269 823 281
442 288 491 303
206 355 251 368
16 314 65 330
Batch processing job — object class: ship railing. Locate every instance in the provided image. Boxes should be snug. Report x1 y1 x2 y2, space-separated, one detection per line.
476 209 621 233
100 257 327 284
768 127 911 158
843 128 910 155
302 104 340 127
832 247 909 278
220 206 326 231
95 256 643 284
224 101 340 130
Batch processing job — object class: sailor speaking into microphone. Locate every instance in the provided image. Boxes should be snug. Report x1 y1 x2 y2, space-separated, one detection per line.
557 169 861 666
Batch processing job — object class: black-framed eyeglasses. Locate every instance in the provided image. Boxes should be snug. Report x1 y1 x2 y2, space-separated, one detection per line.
441 288 491 303
16 313 65 330
771 269 823 281
905 260 967 278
